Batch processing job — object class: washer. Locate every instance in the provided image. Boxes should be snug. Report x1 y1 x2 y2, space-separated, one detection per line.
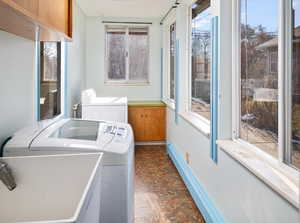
3 118 134 223
81 89 128 123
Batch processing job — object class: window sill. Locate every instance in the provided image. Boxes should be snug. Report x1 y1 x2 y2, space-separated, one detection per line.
217 139 300 209
180 112 210 138
163 99 211 138
162 98 175 110
104 81 150 86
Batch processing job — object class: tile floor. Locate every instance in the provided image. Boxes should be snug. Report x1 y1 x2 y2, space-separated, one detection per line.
134 145 206 223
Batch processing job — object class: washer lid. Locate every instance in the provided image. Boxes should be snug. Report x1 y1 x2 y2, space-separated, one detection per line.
29 119 115 152
6 119 56 148
82 97 128 106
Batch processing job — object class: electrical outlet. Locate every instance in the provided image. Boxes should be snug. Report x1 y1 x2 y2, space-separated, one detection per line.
185 152 190 164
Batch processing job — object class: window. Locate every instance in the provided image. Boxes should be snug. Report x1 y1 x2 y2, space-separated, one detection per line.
239 0 279 158
170 23 176 100
40 42 62 120
290 0 300 169
269 51 278 73
190 0 211 120
105 26 149 83
236 0 300 169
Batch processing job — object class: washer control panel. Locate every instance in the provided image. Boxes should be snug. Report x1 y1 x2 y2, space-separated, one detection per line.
103 125 127 138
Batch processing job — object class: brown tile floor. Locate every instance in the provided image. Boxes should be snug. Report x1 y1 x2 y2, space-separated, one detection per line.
135 145 206 223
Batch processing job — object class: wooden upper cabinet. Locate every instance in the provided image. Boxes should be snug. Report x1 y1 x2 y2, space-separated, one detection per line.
38 0 72 37
11 0 38 15
0 0 72 41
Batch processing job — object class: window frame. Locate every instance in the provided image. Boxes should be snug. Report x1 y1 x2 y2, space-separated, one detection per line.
38 41 65 121
232 0 298 170
162 11 176 104
186 0 211 126
104 25 150 85
169 22 176 101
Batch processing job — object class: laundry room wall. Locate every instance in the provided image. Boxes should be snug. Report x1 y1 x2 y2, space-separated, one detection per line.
164 1 300 222
66 1 87 117
0 0 87 145
85 17 162 101
0 30 36 145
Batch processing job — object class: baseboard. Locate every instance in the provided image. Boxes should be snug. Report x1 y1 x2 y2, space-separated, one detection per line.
135 141 166 146
167 143 227 223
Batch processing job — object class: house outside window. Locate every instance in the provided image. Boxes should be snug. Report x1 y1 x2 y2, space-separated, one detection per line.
105 25 149 84
269 51 278 74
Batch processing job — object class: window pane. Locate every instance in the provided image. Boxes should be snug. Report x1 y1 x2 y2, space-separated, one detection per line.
40 42 61 120
291 0 300 169
106 28 126 80
129 27 149 81
170 23 176 100
240 0 278 158
191 1 211 120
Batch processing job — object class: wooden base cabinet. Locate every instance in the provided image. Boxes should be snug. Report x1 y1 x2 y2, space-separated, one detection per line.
128 106 166 142
0 0 72 41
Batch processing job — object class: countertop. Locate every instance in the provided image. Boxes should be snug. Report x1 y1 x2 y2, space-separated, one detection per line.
128 100 166 107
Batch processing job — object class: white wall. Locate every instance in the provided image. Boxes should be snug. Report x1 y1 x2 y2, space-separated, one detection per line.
67 1 87 116
165 1 300 222
167 109 299 223
0 31 36 145
85 17 162 100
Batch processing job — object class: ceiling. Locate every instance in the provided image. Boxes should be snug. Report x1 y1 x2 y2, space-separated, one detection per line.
77 0 175 18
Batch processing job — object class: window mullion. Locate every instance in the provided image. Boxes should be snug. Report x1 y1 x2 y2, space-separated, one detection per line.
233 0 241 139
281 0 293 164
278 0 285 162
126 27 130 82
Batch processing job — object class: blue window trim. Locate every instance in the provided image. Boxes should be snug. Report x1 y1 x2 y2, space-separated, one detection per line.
160 47 163 100
175 39 180 124
210 16 219 163
35 40 41 121
64 43 68 118
167 143 227 223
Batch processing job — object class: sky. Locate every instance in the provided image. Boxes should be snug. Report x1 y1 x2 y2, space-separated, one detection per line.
192 7 211 32
241 0 300 32
241 0 278 32
294 0 300 27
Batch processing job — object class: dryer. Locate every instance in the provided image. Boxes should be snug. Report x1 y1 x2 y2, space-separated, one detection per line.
81 89 128 123
4 118 134 223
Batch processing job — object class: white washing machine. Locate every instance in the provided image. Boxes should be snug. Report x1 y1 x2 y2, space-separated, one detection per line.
81 89 128 123
3 118 134 223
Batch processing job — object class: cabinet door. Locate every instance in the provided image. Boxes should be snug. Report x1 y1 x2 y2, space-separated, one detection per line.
144 107 166 141
128 107 145 142
11 0 38 15
38 0 71 35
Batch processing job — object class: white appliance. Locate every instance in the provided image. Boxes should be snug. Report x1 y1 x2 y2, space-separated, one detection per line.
4 118 134 223
81 89 128 123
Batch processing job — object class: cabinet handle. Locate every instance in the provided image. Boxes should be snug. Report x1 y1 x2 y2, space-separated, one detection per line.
141 114 144 118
